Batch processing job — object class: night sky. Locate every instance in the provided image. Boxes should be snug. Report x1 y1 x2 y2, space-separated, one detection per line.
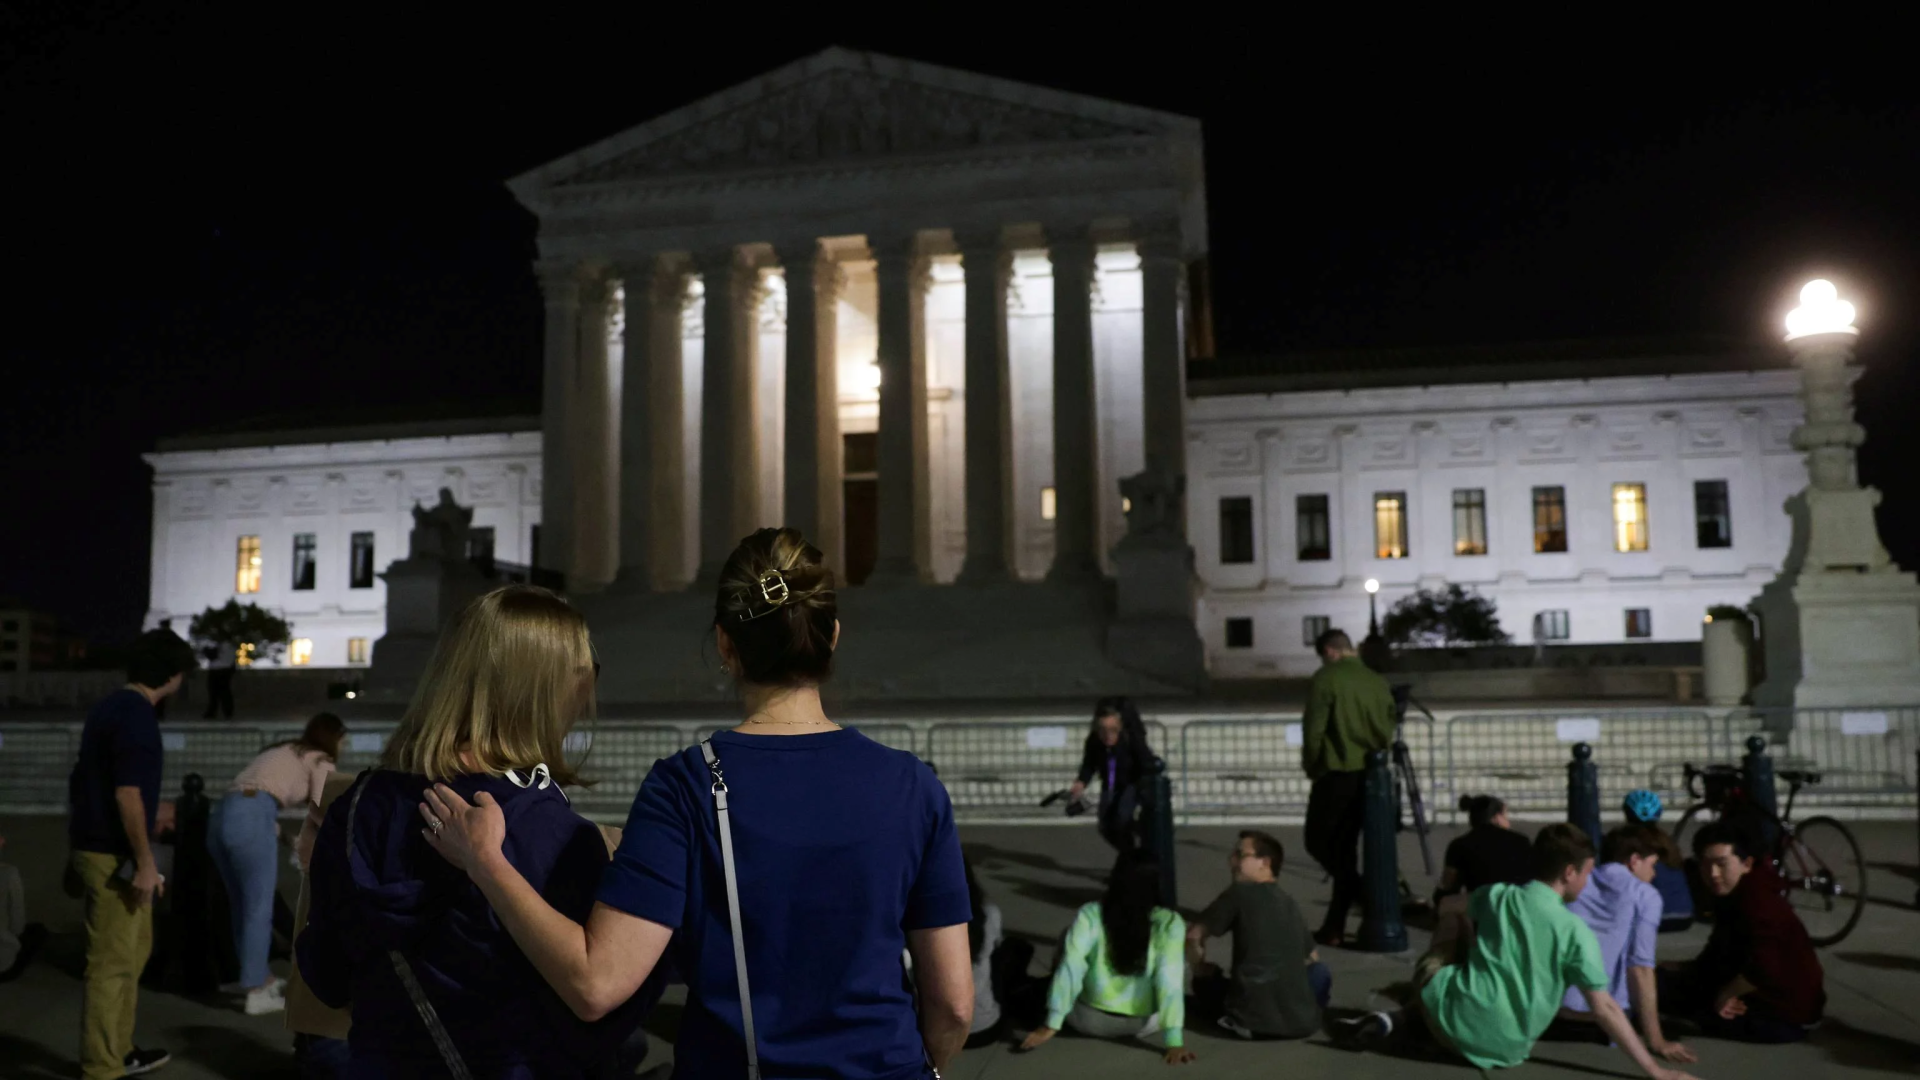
6 10 1918 642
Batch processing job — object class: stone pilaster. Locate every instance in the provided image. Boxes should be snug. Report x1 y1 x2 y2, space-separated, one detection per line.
777 240 844 570
868 231 932 585
955 228 1013 584
573 271 616 590
613 256 688 592
1137 225 1188 488
1047 230 1102 581
693 245 758 585
535 262 582 580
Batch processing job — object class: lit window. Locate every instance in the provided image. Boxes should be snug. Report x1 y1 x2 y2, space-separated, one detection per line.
1612 483 1649 552
289 638 313 666
1535 610 1571 641
347 637 369 664
1694 480 1732 549
1303 615 1331 648
1296 494 1331 561
1219 497 1255 565
1373 492 1408 559
1040 487 1057 521
350 532 377 588
236 536 261 594
292 533 317 591
1122 496 1132 514
1452 489 1488 556
1532 487 1567 553
1625 609 1653 639
1225 617 1254 649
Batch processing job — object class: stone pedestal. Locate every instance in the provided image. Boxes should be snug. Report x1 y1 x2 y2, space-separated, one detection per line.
1701 615 1754 706
1752 326 1920 708
1104 469 1207 693
365 489 494 702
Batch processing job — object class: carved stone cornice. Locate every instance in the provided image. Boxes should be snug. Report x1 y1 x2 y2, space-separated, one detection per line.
1133 220 1184 264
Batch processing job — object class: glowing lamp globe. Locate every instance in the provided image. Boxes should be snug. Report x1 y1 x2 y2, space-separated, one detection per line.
1784 279 1858 340
1364 578 1380 595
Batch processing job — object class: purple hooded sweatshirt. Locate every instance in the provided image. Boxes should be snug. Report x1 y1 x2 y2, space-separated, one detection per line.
298 769 663 1078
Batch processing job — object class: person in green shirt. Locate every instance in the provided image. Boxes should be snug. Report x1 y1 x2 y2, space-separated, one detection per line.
1186 830 1330 1039
1301 628 1397 945
1340 824 1701 1080
1017 851 1195 1065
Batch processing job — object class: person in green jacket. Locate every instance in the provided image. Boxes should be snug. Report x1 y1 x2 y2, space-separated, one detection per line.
1018 851 1195 1065
1301 628 1397 945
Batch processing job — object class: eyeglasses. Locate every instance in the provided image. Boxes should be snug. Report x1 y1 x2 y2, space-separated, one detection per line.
589 640 602 683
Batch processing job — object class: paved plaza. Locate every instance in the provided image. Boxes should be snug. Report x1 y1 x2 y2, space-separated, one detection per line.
0 814 1914 1079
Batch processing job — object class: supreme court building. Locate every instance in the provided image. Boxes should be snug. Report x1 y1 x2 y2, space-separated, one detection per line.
142 48 1807 694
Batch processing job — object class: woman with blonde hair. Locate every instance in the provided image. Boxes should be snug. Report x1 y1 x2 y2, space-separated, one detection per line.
209 711 345 1015
298 585 660 1079
421 528 976 1079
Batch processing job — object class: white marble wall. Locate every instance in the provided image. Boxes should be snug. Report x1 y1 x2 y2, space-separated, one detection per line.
1188 372 1808 676
144 430 543 669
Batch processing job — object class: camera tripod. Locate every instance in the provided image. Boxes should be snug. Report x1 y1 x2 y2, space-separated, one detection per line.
1389 685 1436 876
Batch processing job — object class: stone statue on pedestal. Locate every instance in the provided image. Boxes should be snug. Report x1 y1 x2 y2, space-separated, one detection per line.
1106 467 1207 692
365 489 491 701
406 489 475 563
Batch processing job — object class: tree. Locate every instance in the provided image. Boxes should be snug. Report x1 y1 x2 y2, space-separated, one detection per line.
188 600 293 666
1381 584 1511 648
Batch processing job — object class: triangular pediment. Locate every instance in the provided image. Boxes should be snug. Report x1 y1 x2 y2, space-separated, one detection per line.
514 47 1195 193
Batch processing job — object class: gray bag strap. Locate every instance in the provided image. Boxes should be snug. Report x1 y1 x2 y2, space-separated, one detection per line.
701 739 762 1080
346 774 475 1080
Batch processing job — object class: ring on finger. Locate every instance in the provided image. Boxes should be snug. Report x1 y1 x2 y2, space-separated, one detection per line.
427 817 444 834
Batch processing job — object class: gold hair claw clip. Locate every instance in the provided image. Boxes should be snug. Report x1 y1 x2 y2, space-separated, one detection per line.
737 569 790 621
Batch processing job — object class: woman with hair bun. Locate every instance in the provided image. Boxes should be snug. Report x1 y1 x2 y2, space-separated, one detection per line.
420 528 976 1079
1436 794 1533 903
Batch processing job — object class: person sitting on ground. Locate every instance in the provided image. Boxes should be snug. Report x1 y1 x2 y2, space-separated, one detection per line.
1557 824 1694 1063
964 854 1009 1048
300 586 662 1078
0 831 50 983
1657 820 1825 1043
1020 850 1194 1065
1436 794 1533 904
1622 789 1694 932
1340 824 1699 1080
1186 830 1329 1040
1067 697 1156 853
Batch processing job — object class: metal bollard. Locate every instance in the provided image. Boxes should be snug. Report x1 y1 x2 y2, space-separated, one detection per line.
1145 756 1178 907
1357 749 1408 952
1742 736 1778 819
1567 742 1602 851
172 772 221 994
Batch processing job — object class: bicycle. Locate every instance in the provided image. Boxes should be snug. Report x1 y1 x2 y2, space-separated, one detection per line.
1673 760 1867 946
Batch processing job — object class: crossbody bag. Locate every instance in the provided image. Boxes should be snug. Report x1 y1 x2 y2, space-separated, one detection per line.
700 738 943 1080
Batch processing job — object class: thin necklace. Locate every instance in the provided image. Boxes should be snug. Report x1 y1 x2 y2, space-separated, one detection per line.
740 712 837 727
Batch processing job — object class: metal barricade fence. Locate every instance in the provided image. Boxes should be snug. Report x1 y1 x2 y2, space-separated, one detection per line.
1178 718 1444 821
1732 705 1920 807
0 722 77 811
925 720 1172 817
1444 710 1736 818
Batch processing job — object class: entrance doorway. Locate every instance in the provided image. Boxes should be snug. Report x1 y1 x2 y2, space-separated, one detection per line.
843 432 878 584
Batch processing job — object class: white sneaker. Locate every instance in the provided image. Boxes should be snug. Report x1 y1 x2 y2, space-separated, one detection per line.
244 978 287 1016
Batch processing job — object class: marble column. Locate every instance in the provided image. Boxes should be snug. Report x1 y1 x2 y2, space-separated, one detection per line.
955 228 1013 584
535 263 582 578
614 257 687 592
1137 227 1188 487
869 231 932 585
1047 232 1102 581
694 245 759 585
574 272 616 589
777 240 843 568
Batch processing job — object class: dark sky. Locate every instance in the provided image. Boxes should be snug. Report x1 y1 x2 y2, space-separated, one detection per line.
5 9 1918 641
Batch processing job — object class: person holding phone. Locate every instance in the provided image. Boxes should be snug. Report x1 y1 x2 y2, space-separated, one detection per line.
67 628 198 1079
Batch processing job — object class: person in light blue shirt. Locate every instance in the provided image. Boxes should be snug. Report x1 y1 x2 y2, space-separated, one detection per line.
1560 825 1694 1065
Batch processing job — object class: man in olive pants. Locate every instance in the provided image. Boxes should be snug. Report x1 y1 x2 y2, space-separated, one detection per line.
1301 629 1397 946
67 629 197 1078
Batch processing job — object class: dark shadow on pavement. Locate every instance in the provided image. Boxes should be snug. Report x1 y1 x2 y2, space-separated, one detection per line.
1864 860 1917 884
1526 1053 1645 1077
1813 1017 1920 1072
169 1023 299 1078
1832 950 1920 972
0 1033 77 1079
963 842 1111 885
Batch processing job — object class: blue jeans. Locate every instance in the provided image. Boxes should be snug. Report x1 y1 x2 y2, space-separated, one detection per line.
208 790 281 987
1306 960 1333 1009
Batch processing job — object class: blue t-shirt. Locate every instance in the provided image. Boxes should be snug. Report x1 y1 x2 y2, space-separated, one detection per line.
598 728 970 1080
67 689 163 856
1651 862 1693 921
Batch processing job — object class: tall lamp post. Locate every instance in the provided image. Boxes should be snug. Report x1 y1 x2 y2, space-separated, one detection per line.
1365 577 1381 638
1752 279 1920 707
1360 577 1391 671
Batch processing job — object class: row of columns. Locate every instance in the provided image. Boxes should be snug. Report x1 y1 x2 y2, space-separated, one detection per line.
537 225 1189 591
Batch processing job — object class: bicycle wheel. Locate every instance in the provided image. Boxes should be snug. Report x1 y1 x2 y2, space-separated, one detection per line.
1671 804 1714 855
1780 816 1867 947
